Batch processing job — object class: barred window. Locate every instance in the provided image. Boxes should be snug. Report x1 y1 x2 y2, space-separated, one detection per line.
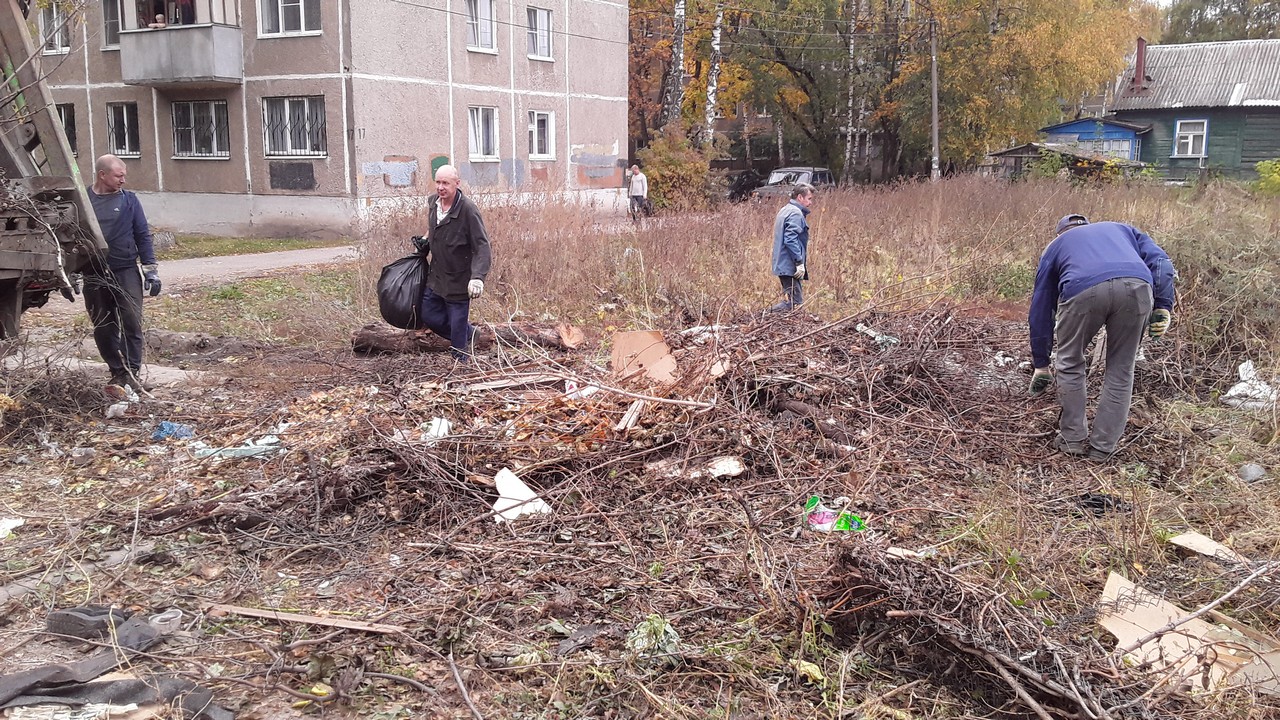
107 102 141 156
173 100 231 158
261 0 321 34
56 103 77 155
527 8 551 59
41 4 72 54
263 96 327 156
103 0 122 47
468 106 498 160
466 0 495 50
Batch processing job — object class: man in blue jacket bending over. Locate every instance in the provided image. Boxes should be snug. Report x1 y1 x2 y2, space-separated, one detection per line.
1028 214 1175 461
768 183 814 312
85 154 160 393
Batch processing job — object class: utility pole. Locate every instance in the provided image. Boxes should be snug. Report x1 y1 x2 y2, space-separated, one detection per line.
930 17 940 181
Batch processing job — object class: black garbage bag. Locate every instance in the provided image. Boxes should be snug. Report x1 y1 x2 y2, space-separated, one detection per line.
378 254 426 329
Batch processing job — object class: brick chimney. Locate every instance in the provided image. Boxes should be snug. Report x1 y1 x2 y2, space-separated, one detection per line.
1133 37 1147 90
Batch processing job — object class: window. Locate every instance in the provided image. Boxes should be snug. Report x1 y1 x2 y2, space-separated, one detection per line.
468 106 498 160
527 8 552 59
102 0 122 47
173 101 231 158
41 4 72 54
528 110 553 159
263 96 327 156
107 103 141 156
466 0 495 50
1173 119 1207 157
261 0 321 35
56 103 77 155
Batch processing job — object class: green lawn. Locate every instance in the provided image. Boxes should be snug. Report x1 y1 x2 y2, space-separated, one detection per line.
155 233 350 261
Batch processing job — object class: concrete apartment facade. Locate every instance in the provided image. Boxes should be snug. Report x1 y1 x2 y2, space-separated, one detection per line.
40 0 628 237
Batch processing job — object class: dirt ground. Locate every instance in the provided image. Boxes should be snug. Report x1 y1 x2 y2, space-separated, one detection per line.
1 301 1278 720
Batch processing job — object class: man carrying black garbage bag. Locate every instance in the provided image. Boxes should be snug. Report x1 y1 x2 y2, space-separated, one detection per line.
1027 214 1175 461
410 165 492 362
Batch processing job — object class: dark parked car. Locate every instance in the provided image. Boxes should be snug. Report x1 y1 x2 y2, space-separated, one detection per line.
750 166 836 201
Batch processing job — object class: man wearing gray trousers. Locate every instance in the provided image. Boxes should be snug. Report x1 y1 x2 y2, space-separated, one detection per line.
1027 215 1176 460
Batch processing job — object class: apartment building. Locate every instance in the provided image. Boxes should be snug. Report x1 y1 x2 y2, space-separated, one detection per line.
39 0 628 237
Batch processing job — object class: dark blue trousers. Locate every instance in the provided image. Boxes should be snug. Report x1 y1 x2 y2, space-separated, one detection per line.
84 267 145 375
420 285 474 358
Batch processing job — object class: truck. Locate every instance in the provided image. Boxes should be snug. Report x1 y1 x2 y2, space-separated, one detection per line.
0 0 107 338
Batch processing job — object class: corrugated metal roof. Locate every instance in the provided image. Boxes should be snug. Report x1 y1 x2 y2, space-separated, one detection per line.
1112 39 1280 110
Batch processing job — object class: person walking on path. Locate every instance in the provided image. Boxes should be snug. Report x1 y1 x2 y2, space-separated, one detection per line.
768 183 814 313
627 165 649 220
412 165 492 361
84 154 160 392
1028 214 1175 460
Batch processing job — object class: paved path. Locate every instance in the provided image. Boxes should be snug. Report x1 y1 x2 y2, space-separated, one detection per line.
26 245 358 319
161 245 358 291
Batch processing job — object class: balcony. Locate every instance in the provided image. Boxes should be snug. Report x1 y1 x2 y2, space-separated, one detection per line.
120 24 243 88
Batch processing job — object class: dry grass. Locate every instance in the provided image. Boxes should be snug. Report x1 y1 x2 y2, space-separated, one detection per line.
358 177 1280 368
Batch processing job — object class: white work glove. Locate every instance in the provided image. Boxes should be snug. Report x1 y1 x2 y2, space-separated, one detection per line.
467 279 484 299
793 263 806 279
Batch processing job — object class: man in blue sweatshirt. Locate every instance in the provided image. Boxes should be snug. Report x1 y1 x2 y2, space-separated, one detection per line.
85 155 160 392
1028 214 1175 460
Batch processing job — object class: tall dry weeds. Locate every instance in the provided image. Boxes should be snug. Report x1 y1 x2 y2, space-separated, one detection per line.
357 177 1280 371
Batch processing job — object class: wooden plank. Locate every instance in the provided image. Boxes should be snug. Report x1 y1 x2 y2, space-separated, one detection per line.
201 602 405 634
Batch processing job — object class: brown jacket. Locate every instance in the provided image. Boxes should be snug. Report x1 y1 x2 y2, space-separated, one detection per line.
424 190 492 302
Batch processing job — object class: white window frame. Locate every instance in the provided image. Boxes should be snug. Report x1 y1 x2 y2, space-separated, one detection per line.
262 96 328 157
259 0 322 37
103 0 122 49
41 4 72 55
106 102 141 157
468 106 499 162
466 0 496 51
172 100 231 159
527 110 554 160
1172 119 1207 158
526 7 552 60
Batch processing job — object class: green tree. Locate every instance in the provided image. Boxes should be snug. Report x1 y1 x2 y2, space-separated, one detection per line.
1163 0 1279 42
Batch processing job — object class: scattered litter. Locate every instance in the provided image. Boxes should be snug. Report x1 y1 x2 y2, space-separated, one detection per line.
104 402 131 419
557 324 585 349
1072 492 1130 516
104 384 140 403
69 448 97 467
855 323 900 349
191 435 283 460
1167 530 1248 563
388 554 404 568
36 430 63 458
646 455 746 480
4 702 142 720
1098 571 1280 696
0 517 24 540
493 468 552 522
151 421 194 441
611 331 678 383
556 623 604 656
564 380 599 400
1239 463 1268 483
1221 360 1278 410
804 496 865 532
990 350 1016 368
625 614 680 665
886 546 938 560
680 325 731 344
614 399 647 432
392 417 454 445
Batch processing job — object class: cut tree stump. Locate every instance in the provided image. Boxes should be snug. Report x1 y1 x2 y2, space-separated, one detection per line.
351 323 578 355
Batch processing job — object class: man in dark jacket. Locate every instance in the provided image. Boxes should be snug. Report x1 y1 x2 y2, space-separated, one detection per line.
85 154 160 392
1028 214 1175 461
412 165 492 360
